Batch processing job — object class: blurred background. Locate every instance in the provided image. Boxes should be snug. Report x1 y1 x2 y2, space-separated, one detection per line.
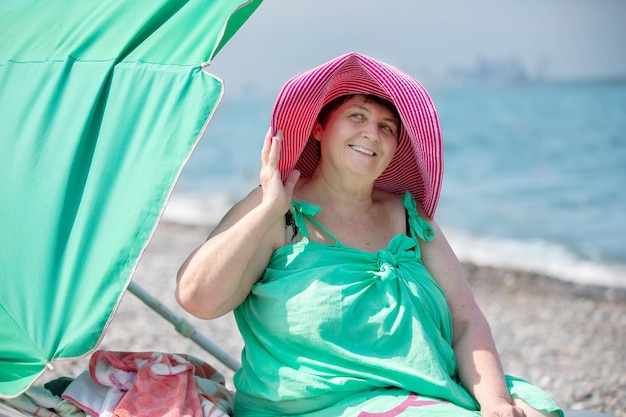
208 0 626 95
165 0 626 289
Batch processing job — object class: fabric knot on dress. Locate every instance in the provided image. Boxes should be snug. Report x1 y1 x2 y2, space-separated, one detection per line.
378 249 399 270
375 248 414 282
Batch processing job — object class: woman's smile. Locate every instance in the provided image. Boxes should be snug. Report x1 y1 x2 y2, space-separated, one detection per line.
349 144 376 156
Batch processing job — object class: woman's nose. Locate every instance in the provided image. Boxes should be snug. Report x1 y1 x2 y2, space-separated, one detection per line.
361 122 379 140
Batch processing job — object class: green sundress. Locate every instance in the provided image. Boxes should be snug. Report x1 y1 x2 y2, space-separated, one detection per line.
233 192 562 416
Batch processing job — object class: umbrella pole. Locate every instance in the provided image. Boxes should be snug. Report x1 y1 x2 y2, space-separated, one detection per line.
127 281 241 371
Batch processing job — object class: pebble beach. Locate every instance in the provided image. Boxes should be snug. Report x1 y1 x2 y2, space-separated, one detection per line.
42 221 626 417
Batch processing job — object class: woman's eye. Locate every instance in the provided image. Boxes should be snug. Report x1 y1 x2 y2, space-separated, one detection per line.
350 113 364 120
381 124 395 135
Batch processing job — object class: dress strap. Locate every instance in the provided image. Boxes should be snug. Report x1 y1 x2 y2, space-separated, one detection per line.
289 194 432 246
291 200 345 247
402 191 435 243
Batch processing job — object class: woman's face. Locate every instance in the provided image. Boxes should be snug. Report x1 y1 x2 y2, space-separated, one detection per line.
313 95 400 181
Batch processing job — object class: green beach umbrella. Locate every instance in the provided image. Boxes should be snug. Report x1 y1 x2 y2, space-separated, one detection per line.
0 0 262 398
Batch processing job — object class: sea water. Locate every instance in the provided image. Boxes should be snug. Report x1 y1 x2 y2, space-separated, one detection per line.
165 82 626 289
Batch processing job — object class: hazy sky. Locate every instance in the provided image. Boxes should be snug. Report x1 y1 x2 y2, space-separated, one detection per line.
208 0 626 97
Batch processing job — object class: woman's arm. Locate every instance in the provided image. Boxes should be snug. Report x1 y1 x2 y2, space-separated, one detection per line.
175 130 300 319
418 211 527 416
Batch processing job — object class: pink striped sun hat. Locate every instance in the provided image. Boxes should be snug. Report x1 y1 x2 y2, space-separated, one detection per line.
271 52 443 217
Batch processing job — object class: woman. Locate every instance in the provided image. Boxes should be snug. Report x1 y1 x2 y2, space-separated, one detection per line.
176 53 562 417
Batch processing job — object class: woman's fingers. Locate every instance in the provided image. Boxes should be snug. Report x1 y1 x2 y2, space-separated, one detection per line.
259 129 299 209
267 130 283 167
260 127 273 165
259 129 284 195
261 128 283 169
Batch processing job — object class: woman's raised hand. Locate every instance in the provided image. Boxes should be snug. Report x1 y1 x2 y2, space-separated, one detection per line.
260 128 300 213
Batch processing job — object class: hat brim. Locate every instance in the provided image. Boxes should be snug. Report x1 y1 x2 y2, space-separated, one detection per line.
271 52 443 217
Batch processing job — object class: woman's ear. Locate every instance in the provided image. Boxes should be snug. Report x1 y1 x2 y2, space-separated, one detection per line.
312 121 323 141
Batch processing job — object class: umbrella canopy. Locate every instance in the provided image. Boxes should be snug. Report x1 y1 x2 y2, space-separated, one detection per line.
0 0 262 398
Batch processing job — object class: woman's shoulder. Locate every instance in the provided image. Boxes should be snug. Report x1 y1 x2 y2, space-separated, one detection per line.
373 189 427 218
